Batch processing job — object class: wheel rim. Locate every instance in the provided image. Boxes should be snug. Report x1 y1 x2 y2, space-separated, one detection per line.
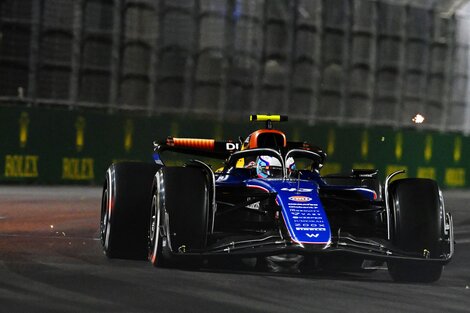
100 184 109 247
150 194 161 265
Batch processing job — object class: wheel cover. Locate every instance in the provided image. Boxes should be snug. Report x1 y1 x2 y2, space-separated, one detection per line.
101 170 114 252
100 186 108 244
100 183 112 250
149 194 161 264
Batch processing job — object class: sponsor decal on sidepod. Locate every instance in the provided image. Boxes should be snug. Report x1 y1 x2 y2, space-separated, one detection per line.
288 195 312 202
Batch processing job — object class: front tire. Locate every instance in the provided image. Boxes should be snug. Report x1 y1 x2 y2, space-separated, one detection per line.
387 178 445 283
100 162 159 259
148 166 210 268
148 173 171 267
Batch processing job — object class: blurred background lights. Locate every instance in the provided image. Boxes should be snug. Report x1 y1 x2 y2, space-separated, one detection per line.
412 114 425 124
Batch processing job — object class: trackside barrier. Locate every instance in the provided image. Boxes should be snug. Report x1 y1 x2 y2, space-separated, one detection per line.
0 106 468 188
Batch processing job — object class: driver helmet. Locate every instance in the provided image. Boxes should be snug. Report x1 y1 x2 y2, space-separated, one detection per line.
256 155 283 178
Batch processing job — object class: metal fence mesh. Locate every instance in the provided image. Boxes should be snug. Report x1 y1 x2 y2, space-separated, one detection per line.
1 0 470 132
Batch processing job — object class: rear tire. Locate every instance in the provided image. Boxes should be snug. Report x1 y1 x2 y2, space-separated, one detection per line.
387 178 444 283
148 167 210 268
100 162 159 259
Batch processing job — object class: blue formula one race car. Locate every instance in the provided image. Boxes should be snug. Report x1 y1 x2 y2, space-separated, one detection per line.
100 115 454 282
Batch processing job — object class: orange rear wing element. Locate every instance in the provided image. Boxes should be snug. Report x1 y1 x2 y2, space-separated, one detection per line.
154 136 240 159
168 137 216 150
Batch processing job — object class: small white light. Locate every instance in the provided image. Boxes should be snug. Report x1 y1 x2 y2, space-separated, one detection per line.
412 114 425 124
50 225 54 229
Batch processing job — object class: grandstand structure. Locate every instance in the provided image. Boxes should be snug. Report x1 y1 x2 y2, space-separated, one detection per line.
1 0 470 132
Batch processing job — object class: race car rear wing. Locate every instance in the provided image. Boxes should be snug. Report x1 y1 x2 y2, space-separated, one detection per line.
154 137 238 160
153 134 326 169
155 136 323 156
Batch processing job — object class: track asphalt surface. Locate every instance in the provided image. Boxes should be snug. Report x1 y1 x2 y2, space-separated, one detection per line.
0 186 469 313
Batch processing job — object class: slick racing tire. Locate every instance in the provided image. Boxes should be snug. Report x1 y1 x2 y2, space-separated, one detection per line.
149 167 210 268
101 162 160 259
148 171 171 267
387 178 444 283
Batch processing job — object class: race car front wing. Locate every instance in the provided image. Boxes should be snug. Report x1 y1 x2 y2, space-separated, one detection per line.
168 212 454 265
